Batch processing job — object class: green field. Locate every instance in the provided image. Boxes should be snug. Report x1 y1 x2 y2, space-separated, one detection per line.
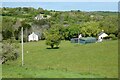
0 43 2 79
2 40 118 78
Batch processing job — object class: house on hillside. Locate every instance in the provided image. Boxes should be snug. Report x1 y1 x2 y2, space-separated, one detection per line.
35 14 51 20
28 32 38 41
98 31 108 42
35 14 44 20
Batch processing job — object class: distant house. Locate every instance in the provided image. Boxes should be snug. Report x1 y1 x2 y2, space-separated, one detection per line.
28 32 38 41
34 14 51 20
98 32 108 42
35 14 44 20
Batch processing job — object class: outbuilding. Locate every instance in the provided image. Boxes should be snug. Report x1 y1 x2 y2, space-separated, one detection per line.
98 32 108 42
80 37 97 44
28 32 38 41
71 37 96 44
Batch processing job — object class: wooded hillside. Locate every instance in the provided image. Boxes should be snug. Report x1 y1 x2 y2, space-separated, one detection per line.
1 7 118 41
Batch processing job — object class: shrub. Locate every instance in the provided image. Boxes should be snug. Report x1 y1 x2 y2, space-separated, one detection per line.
2 39 19 64
109 34 117 40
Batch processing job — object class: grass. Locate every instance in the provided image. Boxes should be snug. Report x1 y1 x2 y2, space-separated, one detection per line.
2 40 118 78
0 43 2 79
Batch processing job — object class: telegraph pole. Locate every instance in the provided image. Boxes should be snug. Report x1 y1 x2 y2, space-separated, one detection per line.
78 31 79 44
21 27 24 66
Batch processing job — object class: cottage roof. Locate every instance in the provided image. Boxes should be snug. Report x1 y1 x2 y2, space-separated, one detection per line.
98 32 104 36
29 32 38 36
80 37 96 41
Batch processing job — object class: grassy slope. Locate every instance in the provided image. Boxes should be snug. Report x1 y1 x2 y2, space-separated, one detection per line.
2 40 118 78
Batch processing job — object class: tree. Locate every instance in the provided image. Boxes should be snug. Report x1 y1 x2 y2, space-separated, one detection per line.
81 21 101 37
68 24 81 38
21 20 31 42
44 25 61 48
2 17 16 40
38 7 44 14
99 15 118 35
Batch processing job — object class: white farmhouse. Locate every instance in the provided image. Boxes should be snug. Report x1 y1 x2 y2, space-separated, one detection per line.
98 32 108 42
35 14 44 20
28 32 38 41
78 34 82 39
35 14 51 20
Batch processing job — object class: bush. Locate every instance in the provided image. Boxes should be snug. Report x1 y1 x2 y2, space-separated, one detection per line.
118 32 120 39
2 39 19 64
109 34 117 40
43 14 47 18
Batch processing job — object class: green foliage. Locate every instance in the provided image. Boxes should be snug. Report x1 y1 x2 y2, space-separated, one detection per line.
2 17 16 39
38 7 44 14
33 19 49 26
2 7 118 41
109 34 117 40
68 24 80 38
43 14 47 17
81 21 101 37
2 7 39 18
2 39 19 64
21 20 32 42
99 15 118 34
59 26 69 40
44 25 61 48
118 32 120 39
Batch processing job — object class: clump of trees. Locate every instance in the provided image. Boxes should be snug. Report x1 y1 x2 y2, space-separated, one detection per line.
2 17 32 42
80 21 101 37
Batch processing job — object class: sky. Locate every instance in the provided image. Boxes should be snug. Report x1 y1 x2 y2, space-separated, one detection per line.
1 2 119 11
1 0 120 2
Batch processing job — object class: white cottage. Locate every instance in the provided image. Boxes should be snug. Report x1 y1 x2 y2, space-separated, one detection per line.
28 32 38 41
35 14 44 20
98 32 108 42
78 34 82 39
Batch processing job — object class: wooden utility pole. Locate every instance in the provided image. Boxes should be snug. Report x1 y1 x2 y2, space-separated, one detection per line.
78 31 79 44
21 27 24 66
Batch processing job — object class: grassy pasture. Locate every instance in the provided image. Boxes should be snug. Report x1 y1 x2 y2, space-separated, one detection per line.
2 40 118 78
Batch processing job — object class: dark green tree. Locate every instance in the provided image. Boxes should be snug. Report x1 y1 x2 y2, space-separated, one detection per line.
2 17 16 40
44 25 61 48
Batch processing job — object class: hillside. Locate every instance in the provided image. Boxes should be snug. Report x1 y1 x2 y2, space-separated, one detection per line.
2 40 118 78
1 7 118 41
